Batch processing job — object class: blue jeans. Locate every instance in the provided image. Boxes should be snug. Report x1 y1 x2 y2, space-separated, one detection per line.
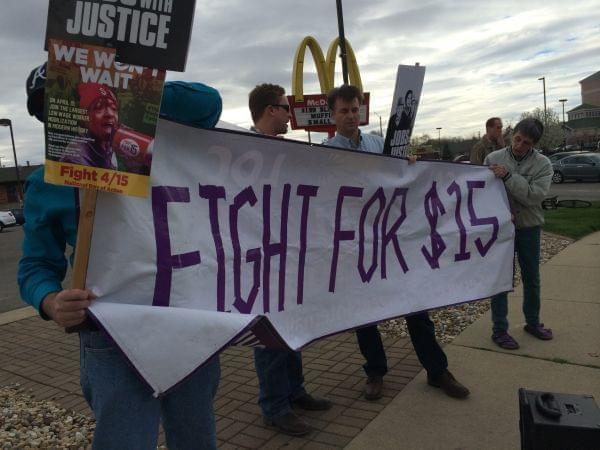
491 226 541 333
357 312 448 381
253 348 306 419
80 330 220 449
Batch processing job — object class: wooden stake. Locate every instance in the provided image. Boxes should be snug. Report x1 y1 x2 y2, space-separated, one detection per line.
66 188 98 332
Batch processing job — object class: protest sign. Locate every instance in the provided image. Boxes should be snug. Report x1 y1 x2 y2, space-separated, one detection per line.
44 38 165 197
384 64 426 157
87 121 514 394
45 0 196 71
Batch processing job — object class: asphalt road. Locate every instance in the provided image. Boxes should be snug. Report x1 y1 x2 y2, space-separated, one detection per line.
0 226 25 313
548 181 600 202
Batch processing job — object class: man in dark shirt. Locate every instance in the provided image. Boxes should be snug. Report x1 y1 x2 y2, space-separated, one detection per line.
470 117 504 164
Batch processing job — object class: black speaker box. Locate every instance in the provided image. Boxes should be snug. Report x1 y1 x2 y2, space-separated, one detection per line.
519 388 600 450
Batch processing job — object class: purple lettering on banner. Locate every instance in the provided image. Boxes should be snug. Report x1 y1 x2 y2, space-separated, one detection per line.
199 185 227 312
262 184 291 313
421 182 447 269
381 187 409 278
329 186 363 293
447 181 471 262
467 180 499 257
152 186 201 307
358 188 386 282
296 184 319 305
229 187 261 314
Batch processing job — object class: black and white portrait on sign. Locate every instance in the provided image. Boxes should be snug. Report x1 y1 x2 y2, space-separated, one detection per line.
383 65 425 157
384 89 417 157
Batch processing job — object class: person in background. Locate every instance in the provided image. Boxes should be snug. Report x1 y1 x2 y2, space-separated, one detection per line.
470 117 504 164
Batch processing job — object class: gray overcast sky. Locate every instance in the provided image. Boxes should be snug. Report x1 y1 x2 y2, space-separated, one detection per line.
1 0 599 166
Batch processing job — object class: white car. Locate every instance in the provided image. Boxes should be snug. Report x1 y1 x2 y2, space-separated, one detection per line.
0 210 17 232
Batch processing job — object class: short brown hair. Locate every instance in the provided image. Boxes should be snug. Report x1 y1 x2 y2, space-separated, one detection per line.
327 84 363 111
249 83 285 123
486 117 501 129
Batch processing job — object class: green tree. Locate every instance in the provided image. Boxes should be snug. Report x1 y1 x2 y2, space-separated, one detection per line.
519 108 563 151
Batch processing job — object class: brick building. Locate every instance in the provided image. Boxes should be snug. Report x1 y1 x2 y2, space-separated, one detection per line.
566 71 600 148
0 164 42 205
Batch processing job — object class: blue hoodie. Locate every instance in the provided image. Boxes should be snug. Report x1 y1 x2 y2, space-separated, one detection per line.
18 82 222 317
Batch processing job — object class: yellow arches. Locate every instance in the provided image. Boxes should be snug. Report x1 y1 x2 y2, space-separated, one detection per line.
291 36 363 102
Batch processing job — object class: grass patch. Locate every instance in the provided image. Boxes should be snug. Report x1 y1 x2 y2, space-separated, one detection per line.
543 201 600 240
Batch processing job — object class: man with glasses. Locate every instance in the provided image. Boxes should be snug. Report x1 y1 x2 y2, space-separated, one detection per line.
247 83 332 437
249 83 292 136
485 118 554 349
470 117 505 164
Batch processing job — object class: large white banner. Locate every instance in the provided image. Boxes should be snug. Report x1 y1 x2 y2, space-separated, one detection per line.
87 120 514 394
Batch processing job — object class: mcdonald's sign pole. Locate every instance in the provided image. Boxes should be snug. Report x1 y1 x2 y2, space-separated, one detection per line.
336 0 350 84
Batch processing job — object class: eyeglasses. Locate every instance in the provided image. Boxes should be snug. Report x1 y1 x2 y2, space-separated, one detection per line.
270 104 290 112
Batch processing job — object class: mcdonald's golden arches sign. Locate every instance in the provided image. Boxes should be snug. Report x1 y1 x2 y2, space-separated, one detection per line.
288 36 370 133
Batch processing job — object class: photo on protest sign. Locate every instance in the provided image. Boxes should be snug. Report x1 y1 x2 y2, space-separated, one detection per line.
44 38 166 197
45 0 196 71
383 65 426 157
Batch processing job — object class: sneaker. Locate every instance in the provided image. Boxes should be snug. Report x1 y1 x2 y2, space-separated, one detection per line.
524 323 553 340
492 331 520 350
292 392 332 411
263 412 311 437
428 370 470 399
364 376 384 401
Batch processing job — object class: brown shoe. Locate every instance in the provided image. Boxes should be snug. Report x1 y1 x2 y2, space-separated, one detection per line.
264 412 311 436
364 376 383 400
292 392 332 411
428 371 470 399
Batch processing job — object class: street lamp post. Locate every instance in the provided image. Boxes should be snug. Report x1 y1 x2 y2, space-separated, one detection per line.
436 127 442 157
375 113 383 136
559 98 568 125
0 118 23 203
538 77 547 124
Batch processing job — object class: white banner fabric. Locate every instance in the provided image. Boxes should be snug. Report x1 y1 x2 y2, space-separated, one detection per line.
87 119 514 394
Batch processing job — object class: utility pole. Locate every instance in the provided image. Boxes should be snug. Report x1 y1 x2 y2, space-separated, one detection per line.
436 127 442 158
538 77 547 124
335 0 349 84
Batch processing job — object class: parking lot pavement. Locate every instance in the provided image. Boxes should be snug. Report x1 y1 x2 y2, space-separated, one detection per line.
548 181 600 202
0 227 25 313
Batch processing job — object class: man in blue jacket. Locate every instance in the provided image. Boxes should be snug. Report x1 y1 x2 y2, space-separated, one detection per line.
19 63 222 449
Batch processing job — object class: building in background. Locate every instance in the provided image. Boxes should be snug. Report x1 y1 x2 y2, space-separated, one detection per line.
0 163 42 205
566 71 600 149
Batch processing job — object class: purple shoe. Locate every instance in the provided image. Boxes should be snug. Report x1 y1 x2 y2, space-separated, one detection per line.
524 323 553 340
492 332 520 350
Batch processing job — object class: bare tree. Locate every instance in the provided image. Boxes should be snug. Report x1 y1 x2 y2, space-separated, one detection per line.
519 107 563 151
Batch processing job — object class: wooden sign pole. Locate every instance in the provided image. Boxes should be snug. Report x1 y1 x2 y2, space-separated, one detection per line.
66 188 98 332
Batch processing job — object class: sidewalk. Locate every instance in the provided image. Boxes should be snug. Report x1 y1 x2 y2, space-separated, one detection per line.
347 231 600 450
1 232 598 448
0 309 421 448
